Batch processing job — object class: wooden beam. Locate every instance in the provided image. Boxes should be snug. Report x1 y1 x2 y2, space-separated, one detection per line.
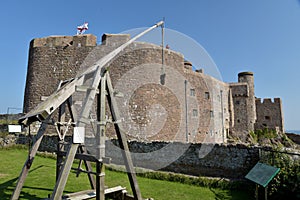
79 146 97 189
51 66 103 199
95 73 107 200
56 102 66 180
67 96 96 189
19 76 85 125
11 118 50 200
57 151 98 162
62 186 126 200
106 73 143 200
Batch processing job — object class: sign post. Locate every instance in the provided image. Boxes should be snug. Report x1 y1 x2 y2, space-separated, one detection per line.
245 162 280 200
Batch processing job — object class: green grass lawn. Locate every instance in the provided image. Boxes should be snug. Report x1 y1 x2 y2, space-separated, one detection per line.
0 147 253 200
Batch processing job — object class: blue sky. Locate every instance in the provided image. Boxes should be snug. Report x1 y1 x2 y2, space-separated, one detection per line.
1 0 300 130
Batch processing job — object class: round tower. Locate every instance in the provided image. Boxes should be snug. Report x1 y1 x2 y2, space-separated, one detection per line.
238 71 256 131
238 72 255 98
23 34 97 113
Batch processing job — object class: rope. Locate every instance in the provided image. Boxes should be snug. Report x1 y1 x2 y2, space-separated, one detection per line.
160 18 166 85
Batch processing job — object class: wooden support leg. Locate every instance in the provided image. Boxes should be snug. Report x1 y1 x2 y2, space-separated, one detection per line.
56 140 65 181
51 143 79 200
95 73 107 200
79 145 96 189
106 73 142 200
56 102 66 181
52 66 103 199
67 96 96 189
11 120 49 200
96 161 105 200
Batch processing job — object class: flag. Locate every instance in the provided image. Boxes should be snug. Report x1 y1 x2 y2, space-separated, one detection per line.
77 22 89 35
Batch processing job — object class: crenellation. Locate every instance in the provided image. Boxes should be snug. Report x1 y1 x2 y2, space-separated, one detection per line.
263 98 273 103
230 83 249 97
274 97 281 103
256 97 282 105
30 34 97 48
101 33 130 46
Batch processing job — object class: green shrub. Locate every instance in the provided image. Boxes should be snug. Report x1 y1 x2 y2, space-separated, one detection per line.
255 128 277 140
260 149 300 199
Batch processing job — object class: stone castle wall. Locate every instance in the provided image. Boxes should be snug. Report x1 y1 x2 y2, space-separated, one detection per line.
255 98 284 132
22 33 284 143
105 141 260 179
23 34 232 143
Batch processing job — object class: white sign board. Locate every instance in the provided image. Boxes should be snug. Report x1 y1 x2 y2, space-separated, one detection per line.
8 125 22 133
73 127 85 143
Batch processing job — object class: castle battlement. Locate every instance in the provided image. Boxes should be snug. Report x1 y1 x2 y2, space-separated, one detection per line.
30 34 97 48
256 98 282 104
229 83 249 97
101 33 130 46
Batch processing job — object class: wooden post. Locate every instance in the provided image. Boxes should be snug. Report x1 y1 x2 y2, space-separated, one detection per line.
51 66 103 199
67 96 96 189
56 102 66 181
78 145 96 189
106 73 142 200
96 73 106 200
11 118 50 200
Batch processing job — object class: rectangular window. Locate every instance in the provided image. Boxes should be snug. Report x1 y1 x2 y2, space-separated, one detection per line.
193 109 198 117
265 116 271 120
190 89 195 96
210 111 214 118
205 92 210 99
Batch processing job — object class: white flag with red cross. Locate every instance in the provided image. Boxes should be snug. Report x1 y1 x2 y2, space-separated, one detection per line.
77 22 88 35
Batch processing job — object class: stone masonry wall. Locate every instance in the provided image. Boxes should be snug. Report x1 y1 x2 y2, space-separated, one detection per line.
23 34 97 113
106 42 229 143
23 33 232 143
231 72 256 135
105 140 259 179
9 134 259 179
255 98 284 132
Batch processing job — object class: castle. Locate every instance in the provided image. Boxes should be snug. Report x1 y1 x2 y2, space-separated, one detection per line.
23 34 284 143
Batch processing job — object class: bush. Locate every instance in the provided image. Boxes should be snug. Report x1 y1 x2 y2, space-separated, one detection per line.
260 149 300 199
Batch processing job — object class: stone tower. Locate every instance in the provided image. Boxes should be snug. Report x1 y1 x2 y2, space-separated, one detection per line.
228 71 257 137
23 34 97 113
237 72 256 132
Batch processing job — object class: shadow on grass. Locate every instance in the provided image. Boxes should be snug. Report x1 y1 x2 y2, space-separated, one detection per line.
0 165 73 200
209 188 231 200
209 187 254 200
